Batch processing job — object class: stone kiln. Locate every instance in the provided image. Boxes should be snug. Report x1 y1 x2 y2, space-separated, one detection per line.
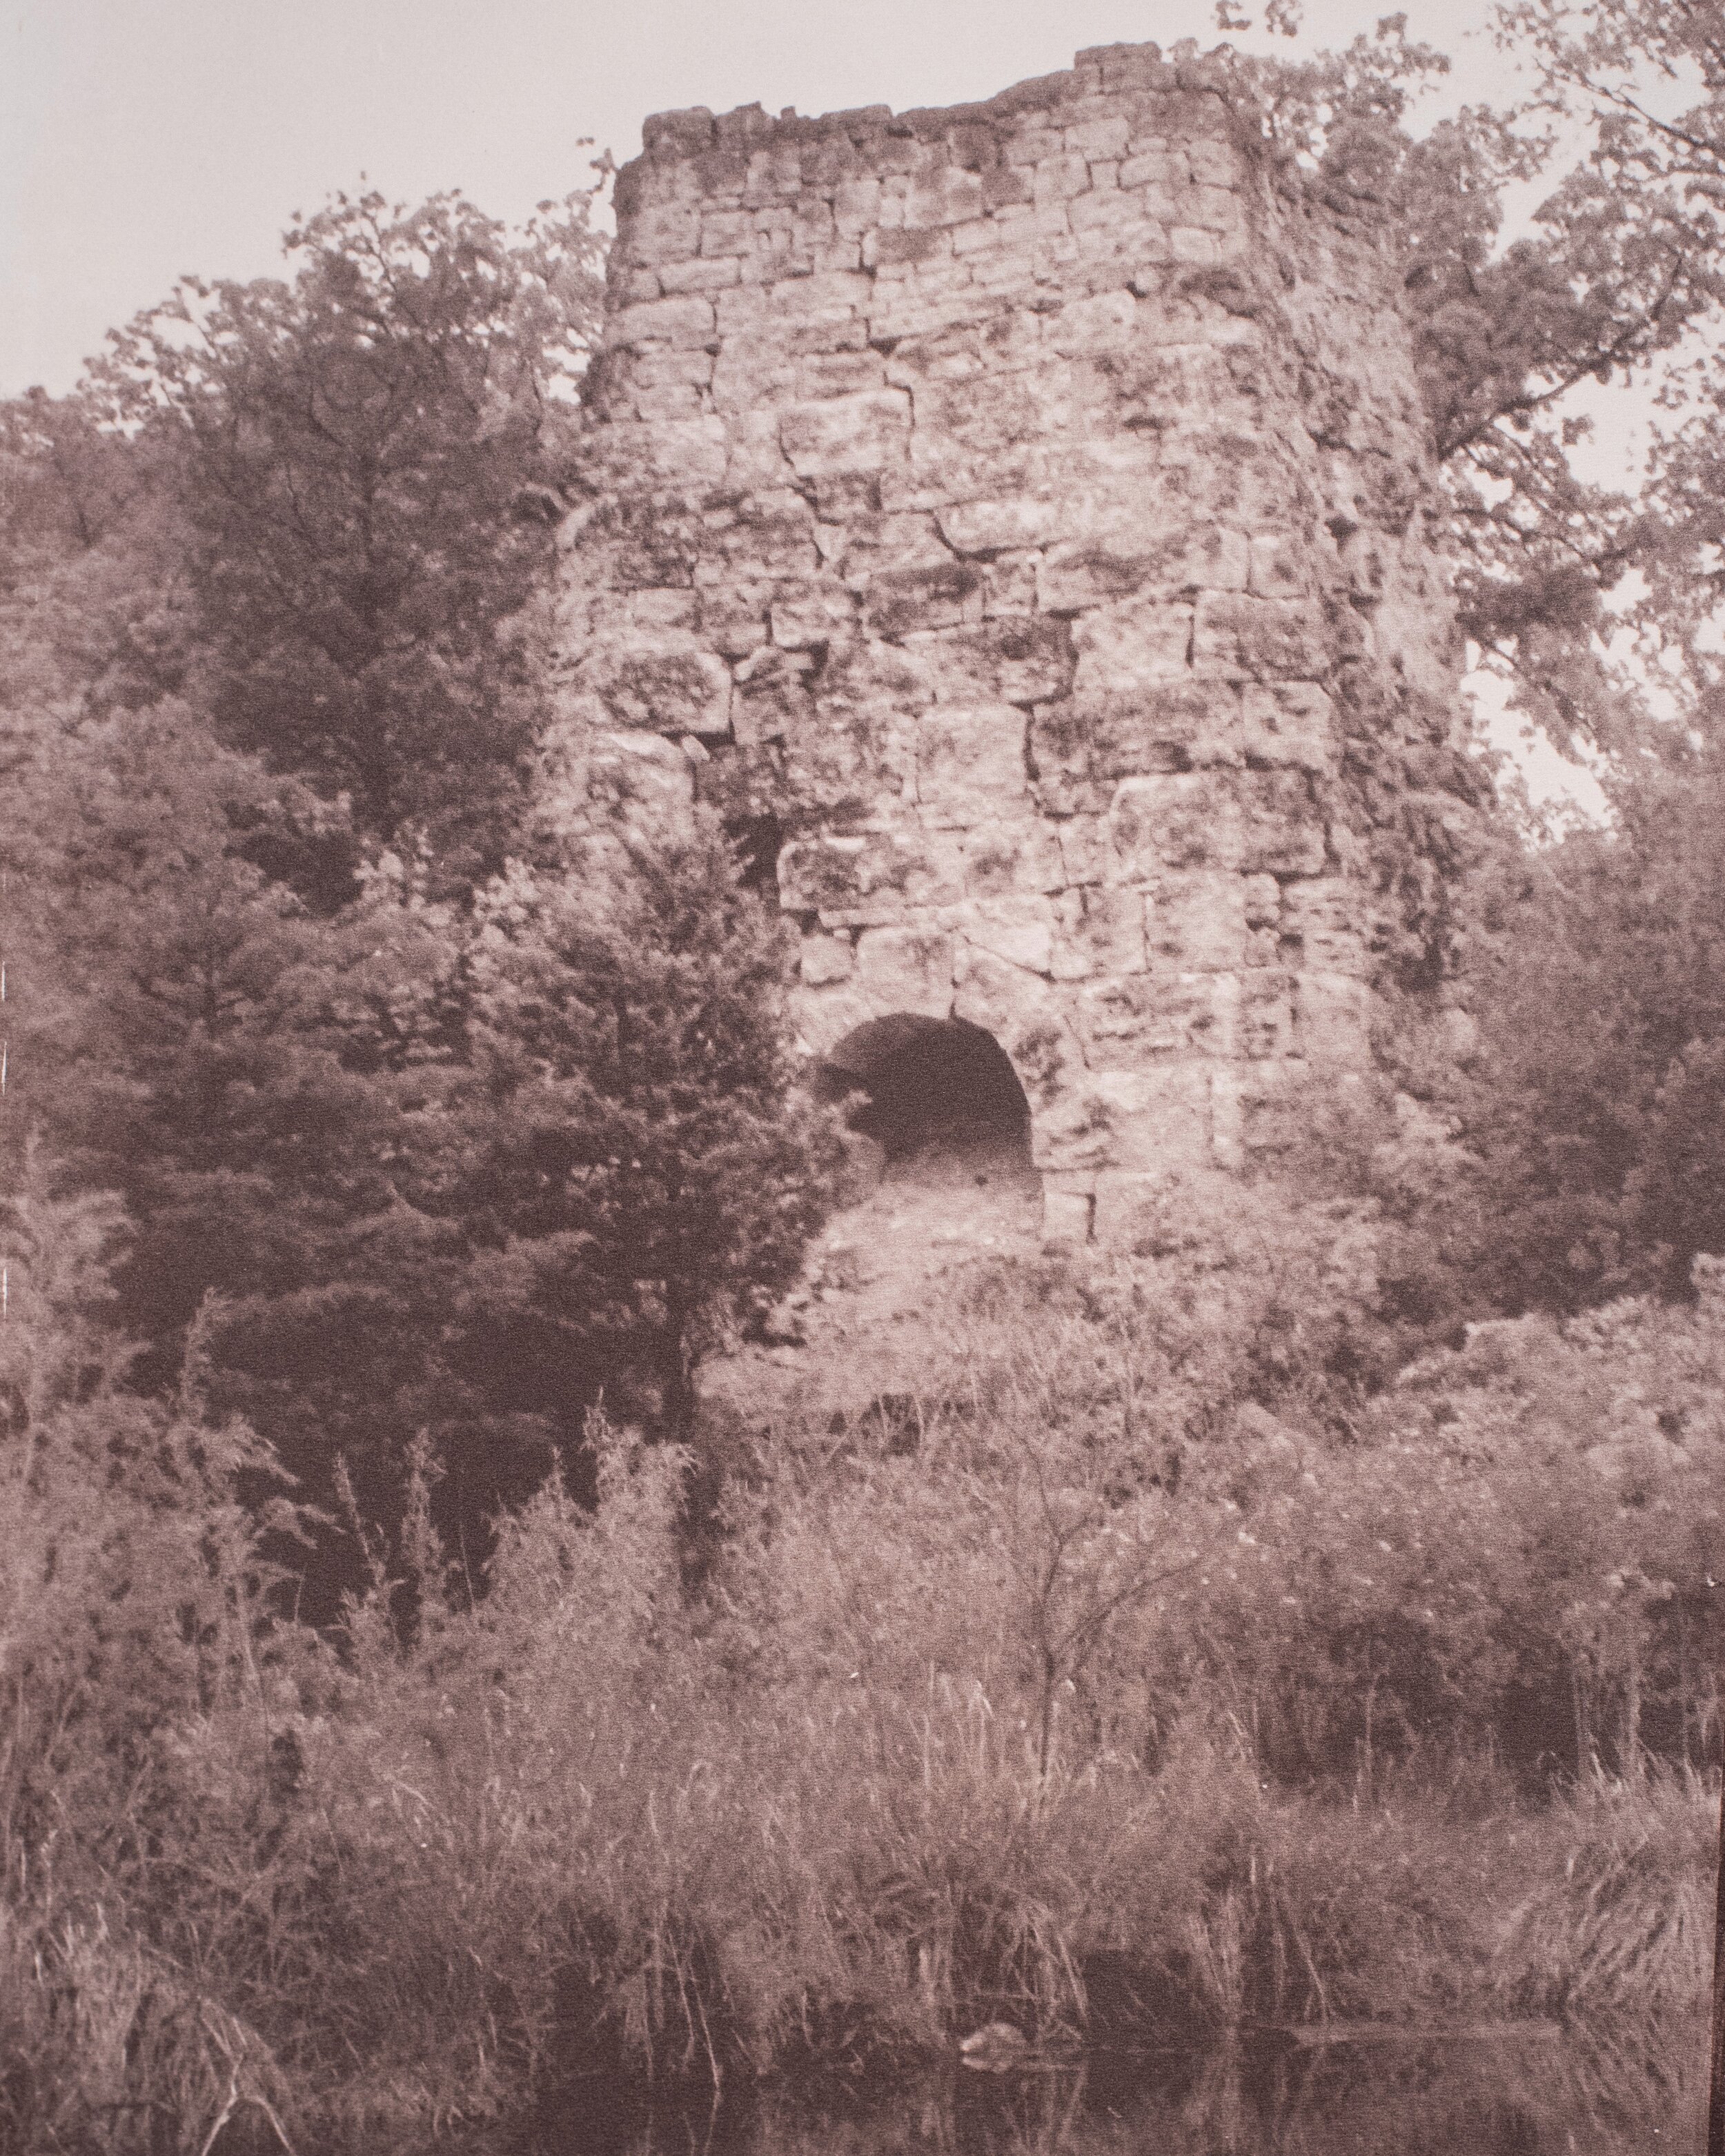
549 41 1478 1240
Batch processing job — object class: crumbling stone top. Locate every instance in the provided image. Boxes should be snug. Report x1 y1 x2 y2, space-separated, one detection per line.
637 43 1239 164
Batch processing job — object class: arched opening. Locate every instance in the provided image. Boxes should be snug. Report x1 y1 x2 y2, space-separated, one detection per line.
816 1015 1035 1183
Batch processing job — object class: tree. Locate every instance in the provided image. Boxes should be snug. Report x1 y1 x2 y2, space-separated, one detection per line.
0 386 197 743
93 188 605 894
449 817 843 1445
1 699 519 1612
1460 744 1725 1305
1221 7 1714 757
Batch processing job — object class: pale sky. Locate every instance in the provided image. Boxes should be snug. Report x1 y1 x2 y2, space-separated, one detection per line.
3 0 1518 399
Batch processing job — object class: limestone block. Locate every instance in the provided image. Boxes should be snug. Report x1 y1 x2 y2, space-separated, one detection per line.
983 165 1036 210
584 729 696 830
791 982 880 1058
952 215 1011 257
770 579 859 649
1058 816 1110 886
938 498 1064 554
1121 148 1181 188
834 177 883 232
1105 346 1259 436
1192 593 1332 682
800 934 854 985
627 588 703 635
1147 871 1247 972
626 199 704 262
819 510 954 582
1237 771 1326 876
1234 1055 1314 1154
905 166 986 228
605 295 718 355
592 648 734 738
1066 112 1130 158
731 642 814 738
864 561 986 637
983 555 1041 616
1210 1067 1244 1170
1031 1085 1118 1171
770 267 872 324
1294 972 1372 1065
1034 152 1093 206
1041 526 1246 611
722 412 796 493
1069 188 1150 235
1047 288 1136 355
1241 971 1295 1059
700 586 773 660
742 143 806 206
1170 226 1224 266
907 617 1074 706
960 819 1067 898
615 348 713 413
819 637 936 720
1051 884 1147 980
868 226 954 270
1076 969 1236 1067
1187 138 1238 186
1248 531 1307 601
788 825 965 926
1042 1182 1096 1243
958 896 1056 976
854 925 955 1016
701 208 757 256
1280 882 1368 976
1187 184 1247 237
592 417 730 495
1092 1170 1179 1245
1156 427 1292 523
1034 686 1243 800
1090 1064 1214 1171
1240 683 1335 772
1069 600 1195 698
1243 873 1281 929
796 350 889 399
916 704 1029 826
1110 773 1242 878
779 390 911 478
658 255 743 295
950 945 1067 1086
1005 125 1063 169
703 491 820 580
782 706 909 822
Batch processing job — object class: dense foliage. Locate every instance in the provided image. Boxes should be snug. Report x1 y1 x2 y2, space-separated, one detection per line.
1 187 838 1611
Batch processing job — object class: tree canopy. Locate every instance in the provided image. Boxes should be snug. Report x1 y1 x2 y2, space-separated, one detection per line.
92 188 606 896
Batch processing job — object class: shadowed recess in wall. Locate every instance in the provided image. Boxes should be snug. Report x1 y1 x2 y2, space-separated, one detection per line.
817 1014 1032 1166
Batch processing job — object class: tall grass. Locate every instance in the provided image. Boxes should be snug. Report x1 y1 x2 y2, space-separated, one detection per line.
1496 1767 1715 2024
5 1196 1724 2144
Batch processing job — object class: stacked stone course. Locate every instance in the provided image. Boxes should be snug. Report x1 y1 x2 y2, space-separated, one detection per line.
549 41 1479 1240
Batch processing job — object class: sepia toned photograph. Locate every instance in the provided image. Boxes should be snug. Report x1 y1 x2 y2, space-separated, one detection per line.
4 1 1724 2149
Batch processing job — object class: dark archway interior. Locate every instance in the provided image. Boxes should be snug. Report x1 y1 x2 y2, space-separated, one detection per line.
817 1015 1032 1165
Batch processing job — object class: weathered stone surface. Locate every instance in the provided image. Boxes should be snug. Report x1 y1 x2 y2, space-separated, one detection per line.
854 926 954 1015
916 704 1028 825
549 39 1481 1240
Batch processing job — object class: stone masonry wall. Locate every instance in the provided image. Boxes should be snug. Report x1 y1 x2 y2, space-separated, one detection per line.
548 41 1481 1242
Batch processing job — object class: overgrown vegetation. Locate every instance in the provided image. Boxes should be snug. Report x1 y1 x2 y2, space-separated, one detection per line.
2 1182 1717 2147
